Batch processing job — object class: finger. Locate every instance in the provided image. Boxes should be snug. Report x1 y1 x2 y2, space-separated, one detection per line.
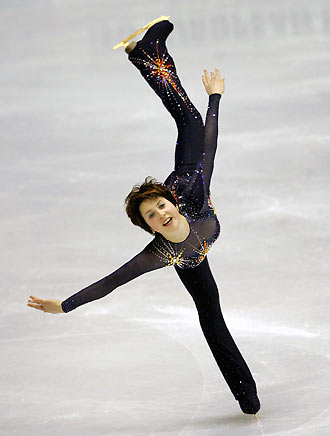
215 68 220 77
28 299 42 304
203 69 210 81
29 296 44 303
202 74 210 87
211 72 215 80
27 299 44 307
27 302 41 308
27 303 44 311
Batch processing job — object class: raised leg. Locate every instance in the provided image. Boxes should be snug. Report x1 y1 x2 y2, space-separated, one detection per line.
127 20 205 172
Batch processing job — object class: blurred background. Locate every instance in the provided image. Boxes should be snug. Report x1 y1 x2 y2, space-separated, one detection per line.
1 1 329 435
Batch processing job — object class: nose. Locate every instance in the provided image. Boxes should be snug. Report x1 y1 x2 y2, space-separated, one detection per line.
159 210 167 221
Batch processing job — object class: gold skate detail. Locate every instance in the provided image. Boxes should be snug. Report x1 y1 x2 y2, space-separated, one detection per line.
113 15 170 49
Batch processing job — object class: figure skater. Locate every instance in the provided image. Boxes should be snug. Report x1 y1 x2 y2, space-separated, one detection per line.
27 17 260 415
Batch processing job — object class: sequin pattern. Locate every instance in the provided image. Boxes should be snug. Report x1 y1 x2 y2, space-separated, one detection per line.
129 39 198 116
150 214 220 270
148 171 221 269
60 21 259 414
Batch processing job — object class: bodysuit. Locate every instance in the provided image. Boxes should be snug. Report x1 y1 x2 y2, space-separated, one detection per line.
61 24 221 313
61 20 257 401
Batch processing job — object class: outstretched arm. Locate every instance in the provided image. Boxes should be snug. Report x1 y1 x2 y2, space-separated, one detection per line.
27 243 165 314
201 68 225 194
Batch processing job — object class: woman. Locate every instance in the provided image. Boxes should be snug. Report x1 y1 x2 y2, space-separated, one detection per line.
27 18 260 415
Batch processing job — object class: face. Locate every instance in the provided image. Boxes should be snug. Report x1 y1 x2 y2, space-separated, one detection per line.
139 196 181 236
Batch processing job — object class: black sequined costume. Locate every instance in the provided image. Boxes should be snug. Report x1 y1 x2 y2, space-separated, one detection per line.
61 20 258 402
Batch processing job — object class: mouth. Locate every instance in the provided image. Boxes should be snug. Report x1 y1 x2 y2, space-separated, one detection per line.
163 217 172 227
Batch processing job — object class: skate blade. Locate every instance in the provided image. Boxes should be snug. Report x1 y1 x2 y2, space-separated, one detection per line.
113 15 170 49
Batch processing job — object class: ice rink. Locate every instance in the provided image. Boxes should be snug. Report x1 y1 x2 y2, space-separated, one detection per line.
1 0 330 435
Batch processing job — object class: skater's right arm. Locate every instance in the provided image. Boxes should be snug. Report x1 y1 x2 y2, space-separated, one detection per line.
27 243 165 314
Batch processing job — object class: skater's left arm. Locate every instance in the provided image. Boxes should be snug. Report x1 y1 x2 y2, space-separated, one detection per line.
201 68 225 193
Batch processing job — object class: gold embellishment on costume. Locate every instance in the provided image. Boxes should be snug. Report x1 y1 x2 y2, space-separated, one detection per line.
194 240 210 263
130 41 197 114
165 249 185 267
171 187 178 203
151 239 191 268
151 233 214 269
208 196 216 215
113 15 170 49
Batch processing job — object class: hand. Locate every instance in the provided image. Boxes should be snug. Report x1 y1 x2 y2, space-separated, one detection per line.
27 295 64 314
202 68 225 95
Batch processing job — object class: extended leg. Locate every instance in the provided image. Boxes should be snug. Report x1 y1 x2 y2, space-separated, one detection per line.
175 257 258 402
127 20 204 171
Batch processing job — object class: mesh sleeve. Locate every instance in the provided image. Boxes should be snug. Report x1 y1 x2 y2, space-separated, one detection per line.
61 243 165 312
202 93 222 194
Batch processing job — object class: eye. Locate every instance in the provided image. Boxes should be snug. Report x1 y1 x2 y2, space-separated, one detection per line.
159 203 165 208
149 212 154 219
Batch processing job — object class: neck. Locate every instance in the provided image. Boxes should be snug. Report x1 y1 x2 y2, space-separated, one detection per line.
164 214 190 243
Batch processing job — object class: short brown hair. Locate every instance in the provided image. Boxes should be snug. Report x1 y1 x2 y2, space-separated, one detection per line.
125 176 177 235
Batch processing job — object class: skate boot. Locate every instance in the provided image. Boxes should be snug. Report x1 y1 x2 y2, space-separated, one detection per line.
113 15 170 50
238 392 261 415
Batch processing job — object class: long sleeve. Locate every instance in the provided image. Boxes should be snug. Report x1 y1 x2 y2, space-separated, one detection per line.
61 243 165 313
202 93 222 194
